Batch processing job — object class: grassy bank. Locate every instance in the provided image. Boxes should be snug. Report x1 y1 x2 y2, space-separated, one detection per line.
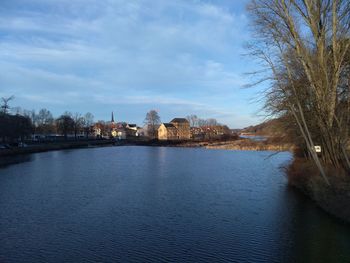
204 138 294 151
287 158 350 224
125 137 294 151
121 137 293 151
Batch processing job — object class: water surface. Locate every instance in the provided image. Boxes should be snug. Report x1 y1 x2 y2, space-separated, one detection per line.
0 146 349 262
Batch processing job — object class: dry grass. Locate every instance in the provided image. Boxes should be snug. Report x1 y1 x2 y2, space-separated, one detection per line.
205 138 294 151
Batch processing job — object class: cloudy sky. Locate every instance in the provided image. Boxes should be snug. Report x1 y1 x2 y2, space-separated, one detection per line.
0 0 264 128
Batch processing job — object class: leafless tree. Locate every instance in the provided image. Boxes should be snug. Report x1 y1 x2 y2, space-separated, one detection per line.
56 112 74 139
1 96 15 114
187 115 199 127
247 0 350 182
36 108 54 135
196 117 219 127
72 112 84 139
206 118 219 126
144 110 161 139
83 112 94 138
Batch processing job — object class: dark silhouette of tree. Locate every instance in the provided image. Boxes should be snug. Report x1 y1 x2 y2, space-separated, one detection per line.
1 96 14 114
37 108 54 135
0 113 32 142
12 114 33 141
72 112 84 139
56 113 74 139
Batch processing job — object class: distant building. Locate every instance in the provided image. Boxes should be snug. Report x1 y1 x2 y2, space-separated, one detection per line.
190 127 205 140
109 122 142 140
157 118 190 140
194 125 231 140
109 112 117 138
93 121 109 138
126 124 138 137
93 113 144 140
127 124 137 130
115 122 128 139
125 124 138 137
170 118 190 140
116 129 127 139
158 123 178 140
93 126 101 137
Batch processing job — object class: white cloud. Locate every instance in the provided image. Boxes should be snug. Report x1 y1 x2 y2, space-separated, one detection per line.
0 0 261 127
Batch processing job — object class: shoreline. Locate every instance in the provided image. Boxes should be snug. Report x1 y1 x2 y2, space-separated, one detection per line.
287 158 350 224
0 137 293 157
203 139 293 152
0 139 115 157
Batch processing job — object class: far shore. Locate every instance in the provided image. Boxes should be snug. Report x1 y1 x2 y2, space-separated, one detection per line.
0 139 115 157
0 137 294 157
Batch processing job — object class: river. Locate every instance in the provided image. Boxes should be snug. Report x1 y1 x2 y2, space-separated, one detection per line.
0 146 349 262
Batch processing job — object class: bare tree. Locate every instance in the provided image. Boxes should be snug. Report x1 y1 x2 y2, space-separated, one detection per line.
37 109 54 135
187 115 199 127
247 0 350 181
72 112 84 139
206 118 219 126
196 117 219 127
1 96 15 114
144 110 161 139
56 112 74 139
83 112 94 138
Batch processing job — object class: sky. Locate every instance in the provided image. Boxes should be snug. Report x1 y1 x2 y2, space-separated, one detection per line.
0 0 265 128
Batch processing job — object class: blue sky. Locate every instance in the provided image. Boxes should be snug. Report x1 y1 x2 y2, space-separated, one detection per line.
0 0 264 128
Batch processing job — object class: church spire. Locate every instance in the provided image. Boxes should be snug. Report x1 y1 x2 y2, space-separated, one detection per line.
111 111 114 123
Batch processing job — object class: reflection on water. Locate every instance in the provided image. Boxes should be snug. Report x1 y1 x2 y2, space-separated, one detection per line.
0 146 349 263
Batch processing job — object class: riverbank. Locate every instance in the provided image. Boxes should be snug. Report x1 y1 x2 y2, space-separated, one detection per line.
203 138 294 151
0 140 114 157
120 137 294 151
0 137 294 157
287 158 350 224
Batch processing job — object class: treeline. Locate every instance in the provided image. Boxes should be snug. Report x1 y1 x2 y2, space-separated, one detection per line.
186 114 222 127
0 97 95 142
0 114 32 142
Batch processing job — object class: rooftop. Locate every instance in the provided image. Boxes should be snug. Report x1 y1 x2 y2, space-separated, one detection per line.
171 118 189 123
163 123 176 128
